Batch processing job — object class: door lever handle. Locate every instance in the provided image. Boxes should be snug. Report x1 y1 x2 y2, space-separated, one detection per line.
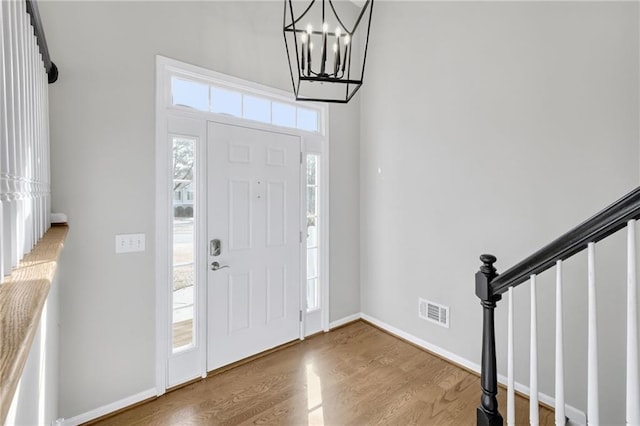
210 261 230 271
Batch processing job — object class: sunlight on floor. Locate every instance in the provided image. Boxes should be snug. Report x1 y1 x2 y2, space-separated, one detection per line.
305 362 325 425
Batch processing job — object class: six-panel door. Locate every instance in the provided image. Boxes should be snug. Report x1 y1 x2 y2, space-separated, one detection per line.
207 121 301 370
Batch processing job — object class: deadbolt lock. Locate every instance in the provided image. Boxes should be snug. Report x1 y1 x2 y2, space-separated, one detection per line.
210 239 221 256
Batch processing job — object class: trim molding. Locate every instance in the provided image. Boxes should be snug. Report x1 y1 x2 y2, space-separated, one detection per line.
60 388 157 426
329 313 361 330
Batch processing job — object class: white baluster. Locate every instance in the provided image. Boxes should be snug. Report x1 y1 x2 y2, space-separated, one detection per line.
32 26 40 242
33 28 39 241
35 48 42 239
627 220 640 426
508 286 515 426
25 10 33 250
8 0 19 268
588 242 600 425
0 0 6 280
555 260 566 425
27 23 35 247
1 0 13 275
42 54 48 233
31 23 38 243
530 274 539 426
0 0 51 270
15 0 25 263
38 51 45 238
39 68 45 234
42 58 50 230
19 0 30 256
20 0 28 252
35 52 41 241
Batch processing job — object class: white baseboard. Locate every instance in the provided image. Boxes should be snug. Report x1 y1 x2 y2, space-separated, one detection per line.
329 313 361 329
60 388 157 426
360 313 587 426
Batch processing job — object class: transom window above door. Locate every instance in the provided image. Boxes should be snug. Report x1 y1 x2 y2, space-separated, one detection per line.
171 77 319 133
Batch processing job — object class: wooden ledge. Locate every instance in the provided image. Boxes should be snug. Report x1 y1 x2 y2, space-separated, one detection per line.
0 225 68 424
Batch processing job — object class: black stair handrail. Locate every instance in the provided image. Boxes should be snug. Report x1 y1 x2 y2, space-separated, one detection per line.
491 186 640 296
25 0 58 84
475 185 640 426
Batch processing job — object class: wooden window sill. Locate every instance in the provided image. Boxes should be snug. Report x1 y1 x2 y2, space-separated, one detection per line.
0 225 68 424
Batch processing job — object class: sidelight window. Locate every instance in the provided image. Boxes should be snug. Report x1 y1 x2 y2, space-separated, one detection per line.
306 154 320 312
171 136 196 352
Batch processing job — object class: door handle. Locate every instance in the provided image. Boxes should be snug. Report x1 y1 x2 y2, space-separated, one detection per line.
210 261 230 271
210 239 221 256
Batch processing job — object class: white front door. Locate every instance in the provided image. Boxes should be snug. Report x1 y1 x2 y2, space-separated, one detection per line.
207 121 302 370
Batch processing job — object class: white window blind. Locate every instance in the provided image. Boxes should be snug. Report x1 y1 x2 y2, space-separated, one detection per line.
0 0 51 280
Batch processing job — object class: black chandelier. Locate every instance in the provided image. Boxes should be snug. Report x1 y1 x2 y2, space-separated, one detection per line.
283 0 374 103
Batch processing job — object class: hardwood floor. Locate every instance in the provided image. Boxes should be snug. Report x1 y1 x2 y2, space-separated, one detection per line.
93 321 553 425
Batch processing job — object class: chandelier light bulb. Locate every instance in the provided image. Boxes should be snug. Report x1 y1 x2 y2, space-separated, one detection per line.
322 22 328 33
300 32 308 74
307 24 312 35
335 27 341 38
341 34 349 73
333 42 340 76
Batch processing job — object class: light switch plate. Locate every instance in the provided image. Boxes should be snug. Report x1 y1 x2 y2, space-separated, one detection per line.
115 233 145 253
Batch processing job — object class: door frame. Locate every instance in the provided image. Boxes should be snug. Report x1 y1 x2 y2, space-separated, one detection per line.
154 56 330 395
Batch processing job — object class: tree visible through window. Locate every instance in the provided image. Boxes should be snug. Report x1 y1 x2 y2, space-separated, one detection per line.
172 136 196 351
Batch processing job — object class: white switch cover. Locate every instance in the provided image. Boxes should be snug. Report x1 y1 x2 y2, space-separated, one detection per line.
115 233 146 253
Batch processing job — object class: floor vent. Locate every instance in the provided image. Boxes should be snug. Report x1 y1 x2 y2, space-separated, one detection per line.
419 298 450 328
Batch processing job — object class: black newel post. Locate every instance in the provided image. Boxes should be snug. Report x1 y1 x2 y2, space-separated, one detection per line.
476 254 503 426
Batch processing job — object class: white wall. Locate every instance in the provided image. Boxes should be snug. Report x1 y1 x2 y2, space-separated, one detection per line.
329 101 361 321
39 1 361 419
360 1 638 422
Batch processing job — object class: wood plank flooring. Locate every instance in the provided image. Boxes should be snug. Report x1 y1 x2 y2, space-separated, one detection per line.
92 321 553 425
